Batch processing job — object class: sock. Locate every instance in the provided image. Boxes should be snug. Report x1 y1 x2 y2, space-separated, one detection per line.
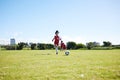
55 47 58 53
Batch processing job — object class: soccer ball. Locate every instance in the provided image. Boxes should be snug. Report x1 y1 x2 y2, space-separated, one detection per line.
65 50 70 56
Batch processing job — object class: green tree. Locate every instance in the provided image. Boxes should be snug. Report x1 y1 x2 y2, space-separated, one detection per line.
103 41 112 47
37 43 45 50
76 43 86 49
31 43 36 50
67 41 76 49
46 44 54 49
86 42 94 50
17 42 26 50
86 42 100 50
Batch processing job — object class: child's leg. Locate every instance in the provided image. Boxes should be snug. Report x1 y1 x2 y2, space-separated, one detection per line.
55 46 58 54
54 45 58 54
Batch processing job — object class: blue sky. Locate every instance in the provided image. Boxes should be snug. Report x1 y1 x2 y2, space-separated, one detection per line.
0 0 120 45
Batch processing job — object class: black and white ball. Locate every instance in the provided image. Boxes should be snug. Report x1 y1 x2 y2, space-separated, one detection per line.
65 50 70 56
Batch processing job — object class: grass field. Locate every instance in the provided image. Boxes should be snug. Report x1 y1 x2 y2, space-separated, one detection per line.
0 50 120 80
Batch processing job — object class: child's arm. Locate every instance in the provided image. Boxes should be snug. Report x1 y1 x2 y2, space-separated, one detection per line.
52 36 55 42
59 36 62 41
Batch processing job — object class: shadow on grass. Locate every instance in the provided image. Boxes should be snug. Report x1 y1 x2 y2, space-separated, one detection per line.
34 53 51 56
42 53 51 55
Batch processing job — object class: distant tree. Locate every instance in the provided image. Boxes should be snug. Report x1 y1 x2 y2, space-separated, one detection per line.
103 41 112 47
37 43 45 50
5 45 16 50
93 42 100 47
46 44 54 49
76 43 86 49
17 42 26 50
86 42 94 49
112 45 120 49
31 43 36 50
86 42 100 49
67 41 76 49
24 42 29 47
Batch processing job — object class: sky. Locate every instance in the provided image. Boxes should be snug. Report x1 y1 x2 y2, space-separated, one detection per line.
0 0 120 45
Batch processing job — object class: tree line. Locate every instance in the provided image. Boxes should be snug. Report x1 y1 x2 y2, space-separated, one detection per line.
0 41 120 50
1 43 54 50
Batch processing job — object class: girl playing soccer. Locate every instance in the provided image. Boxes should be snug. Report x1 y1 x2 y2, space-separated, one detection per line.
52 30 61 55
61 41 66 50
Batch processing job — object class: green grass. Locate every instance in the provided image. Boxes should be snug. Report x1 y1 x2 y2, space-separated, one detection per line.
0 50 120 80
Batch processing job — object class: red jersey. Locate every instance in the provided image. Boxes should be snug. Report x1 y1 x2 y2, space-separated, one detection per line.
53 35 61 46
61 42 66 49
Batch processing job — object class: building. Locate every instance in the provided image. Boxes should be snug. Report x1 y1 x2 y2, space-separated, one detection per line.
10 38 16 45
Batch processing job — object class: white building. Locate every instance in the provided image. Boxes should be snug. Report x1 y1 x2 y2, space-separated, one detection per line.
10 38 16 45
